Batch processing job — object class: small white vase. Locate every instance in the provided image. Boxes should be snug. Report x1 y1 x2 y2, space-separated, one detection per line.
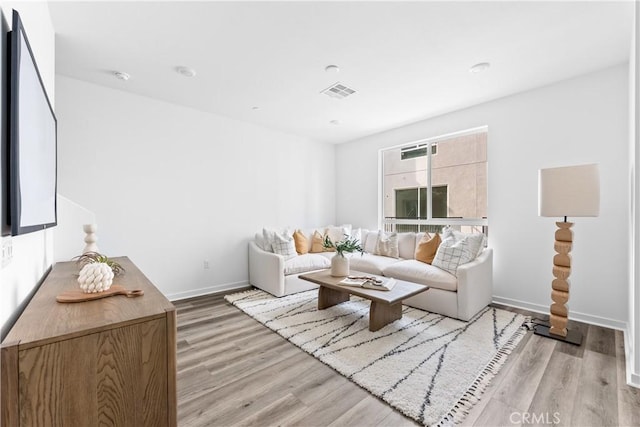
83 224 99 254
331 253 349 277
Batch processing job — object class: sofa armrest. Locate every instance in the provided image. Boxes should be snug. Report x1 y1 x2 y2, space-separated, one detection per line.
455 248 493 321
248 241 286 297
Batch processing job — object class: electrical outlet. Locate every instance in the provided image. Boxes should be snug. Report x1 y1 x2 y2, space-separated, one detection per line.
203 260 210 270
1 237 13 268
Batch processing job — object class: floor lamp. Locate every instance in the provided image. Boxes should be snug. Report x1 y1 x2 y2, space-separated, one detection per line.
535 164 600 346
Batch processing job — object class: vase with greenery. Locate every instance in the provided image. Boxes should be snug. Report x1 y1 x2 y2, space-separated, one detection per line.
72 252 125 293
323 235 363 277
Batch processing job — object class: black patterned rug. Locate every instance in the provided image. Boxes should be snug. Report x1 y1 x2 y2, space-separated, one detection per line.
225 289 528 426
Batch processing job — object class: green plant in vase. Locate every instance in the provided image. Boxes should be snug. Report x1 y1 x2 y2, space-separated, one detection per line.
323 235 363 256
323 235 363 277
72 252 125 294
72 252 125 275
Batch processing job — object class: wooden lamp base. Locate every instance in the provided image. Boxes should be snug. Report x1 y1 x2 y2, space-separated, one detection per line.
533 221 582 346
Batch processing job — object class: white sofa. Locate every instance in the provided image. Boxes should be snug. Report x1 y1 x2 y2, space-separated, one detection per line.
248 228 493 321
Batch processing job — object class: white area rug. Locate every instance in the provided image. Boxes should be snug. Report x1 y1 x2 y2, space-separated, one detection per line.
225 289 528 426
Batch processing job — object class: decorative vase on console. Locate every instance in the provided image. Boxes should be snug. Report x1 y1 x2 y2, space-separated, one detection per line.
323 235 364 277
83 224 99 254
72 252 125 294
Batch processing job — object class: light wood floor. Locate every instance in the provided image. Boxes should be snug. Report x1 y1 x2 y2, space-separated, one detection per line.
175 290 640 427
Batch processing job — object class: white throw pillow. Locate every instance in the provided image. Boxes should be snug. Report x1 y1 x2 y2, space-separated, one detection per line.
325 224 352 244
262 227 291 252
271 232 298 260
442 227 486 260
432 235 478 276
350 228 362 246
374 230 399 259
255 232 267 251
397 232 417 259
262 228 278 252
363 231 378 253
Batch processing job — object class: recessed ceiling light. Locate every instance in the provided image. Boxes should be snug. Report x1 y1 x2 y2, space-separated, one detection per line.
469 62 491 73
325 65 340 74
176 66 196 77
330 119 340 125
114 71 130 81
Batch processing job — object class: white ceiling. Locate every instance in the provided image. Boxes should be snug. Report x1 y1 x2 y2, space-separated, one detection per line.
49 1 633 144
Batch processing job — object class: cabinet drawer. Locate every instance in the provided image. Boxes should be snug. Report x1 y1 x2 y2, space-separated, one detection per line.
18 318 168 427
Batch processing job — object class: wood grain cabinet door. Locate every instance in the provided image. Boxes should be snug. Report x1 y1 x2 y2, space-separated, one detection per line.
18 318 168 427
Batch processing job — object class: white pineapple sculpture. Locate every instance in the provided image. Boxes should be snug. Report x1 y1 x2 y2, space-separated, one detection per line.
78 262 114 293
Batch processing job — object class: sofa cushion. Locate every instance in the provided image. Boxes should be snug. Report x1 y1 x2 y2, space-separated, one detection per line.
432 236 477 276
375 231 399 259
349 253 402 275
415 233 441 264
397 232 417 259
316 251 336 261
293 229 309 255
382 259 457 291
284 254 331 275
272 232 297 260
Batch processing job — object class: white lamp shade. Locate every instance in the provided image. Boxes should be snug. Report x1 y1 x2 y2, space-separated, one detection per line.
538 164 600 217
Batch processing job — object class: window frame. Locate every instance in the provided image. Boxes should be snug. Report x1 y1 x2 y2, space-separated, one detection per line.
378 126 488 231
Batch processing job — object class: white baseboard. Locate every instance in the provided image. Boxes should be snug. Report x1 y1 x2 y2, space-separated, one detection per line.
623 328 640 389
166 281 250 302
631 373 640 388
492 296 627 331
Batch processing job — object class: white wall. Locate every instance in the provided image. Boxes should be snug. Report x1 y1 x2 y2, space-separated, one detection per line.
53 195 97 262
56 75 335 300
336 64 629 328
0 2 55 335
628 0 640 387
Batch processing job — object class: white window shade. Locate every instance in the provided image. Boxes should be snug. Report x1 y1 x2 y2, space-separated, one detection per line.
538 164 600 218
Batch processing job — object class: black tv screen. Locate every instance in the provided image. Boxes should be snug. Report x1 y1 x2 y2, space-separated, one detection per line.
9 10 57 236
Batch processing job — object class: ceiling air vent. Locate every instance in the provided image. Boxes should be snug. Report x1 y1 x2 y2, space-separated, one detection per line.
320 82 356 99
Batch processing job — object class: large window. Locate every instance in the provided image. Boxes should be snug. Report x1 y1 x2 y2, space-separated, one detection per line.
381 127 487 234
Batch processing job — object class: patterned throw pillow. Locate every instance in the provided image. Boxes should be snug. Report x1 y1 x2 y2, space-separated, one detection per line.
442 227 486 259
432 235 478 276
272 232 298 260
374 230 399 259
262 227 289 252
292 230 309 255
415 233 441 264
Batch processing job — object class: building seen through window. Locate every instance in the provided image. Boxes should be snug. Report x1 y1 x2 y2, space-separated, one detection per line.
382 128 487 234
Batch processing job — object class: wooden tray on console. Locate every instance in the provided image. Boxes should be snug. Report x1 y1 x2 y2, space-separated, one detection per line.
56 285 144 303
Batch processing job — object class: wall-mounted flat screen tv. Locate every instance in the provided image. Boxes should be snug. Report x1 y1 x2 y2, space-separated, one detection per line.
9 10 57 236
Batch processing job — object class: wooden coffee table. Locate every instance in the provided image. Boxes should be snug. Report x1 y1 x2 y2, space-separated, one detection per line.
299 269 429 332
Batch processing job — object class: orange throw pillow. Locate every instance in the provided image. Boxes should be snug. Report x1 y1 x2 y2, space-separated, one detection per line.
293 230 309 255
415 233 441 264
310 231 325 253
